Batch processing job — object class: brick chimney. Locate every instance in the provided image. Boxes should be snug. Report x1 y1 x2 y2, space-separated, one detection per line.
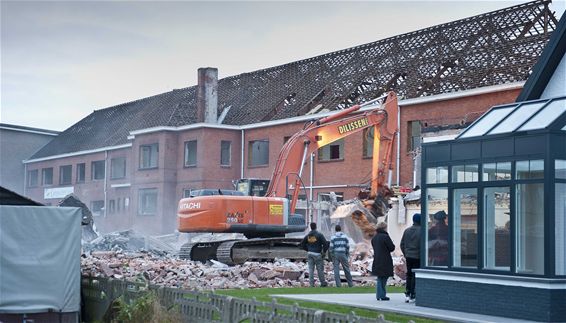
196 67 218 123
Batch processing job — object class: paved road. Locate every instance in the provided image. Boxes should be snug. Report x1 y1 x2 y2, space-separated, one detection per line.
271 293 537 323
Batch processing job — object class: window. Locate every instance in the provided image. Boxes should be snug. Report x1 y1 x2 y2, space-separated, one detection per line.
318 139 344 161
556 183 566 275
408 120 422 152
482 162 511 181
111 157 126 179
426 187 448 267
363 128 374 158
183 189 192 198
91 160 105 180
59 165 72 185
516 159 544 179
184 140 197 167
518 97 566 131
42 168 53 186
426 166 448 184
453 188 478 268
556 160 566 179
140 143 158 169
220 140 231 166
516 183 544 275
452 164 479 183
248 140 269 166
27 169 38 187
139 188 158 216
108 199 115 214
91 200 104 216
76 163 85 183
484 187 511 270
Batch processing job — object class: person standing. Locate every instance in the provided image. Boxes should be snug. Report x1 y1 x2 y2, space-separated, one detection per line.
401 213 421 303
300 222 328 287
428 210 449 266
329 224 353 287
371 221 395 301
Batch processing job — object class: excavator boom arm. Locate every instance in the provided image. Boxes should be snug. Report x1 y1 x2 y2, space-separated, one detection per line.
265 92 399 212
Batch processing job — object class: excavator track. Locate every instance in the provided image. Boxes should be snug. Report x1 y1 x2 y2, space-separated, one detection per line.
216 237 306 265
179 240 239 262
180 238 307 265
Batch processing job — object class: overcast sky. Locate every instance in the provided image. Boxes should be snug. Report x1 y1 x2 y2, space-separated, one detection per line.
1 0 565 131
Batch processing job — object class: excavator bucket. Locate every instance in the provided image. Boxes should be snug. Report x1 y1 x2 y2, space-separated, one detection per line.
330 184 394 241
358 185 394 219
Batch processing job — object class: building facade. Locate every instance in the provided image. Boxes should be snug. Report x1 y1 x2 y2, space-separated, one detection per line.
22 1 557 235
0 124 58 195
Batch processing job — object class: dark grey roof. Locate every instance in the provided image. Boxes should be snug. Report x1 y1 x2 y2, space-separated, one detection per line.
31 0 558 159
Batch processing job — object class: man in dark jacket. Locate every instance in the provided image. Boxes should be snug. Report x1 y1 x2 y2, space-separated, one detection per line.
371 221 395 301
400 213 421 303
300 222 328 287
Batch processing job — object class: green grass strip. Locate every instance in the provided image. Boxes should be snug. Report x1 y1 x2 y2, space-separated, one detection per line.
216 286 441 323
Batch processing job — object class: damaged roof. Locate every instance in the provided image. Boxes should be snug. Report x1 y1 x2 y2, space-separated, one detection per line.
31 0 558 159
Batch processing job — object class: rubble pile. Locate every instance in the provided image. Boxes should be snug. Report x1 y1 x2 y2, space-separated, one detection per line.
81 249 407 290
82 230 407 290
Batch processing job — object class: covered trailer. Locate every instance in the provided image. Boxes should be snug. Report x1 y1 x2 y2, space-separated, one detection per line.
0 187 81 323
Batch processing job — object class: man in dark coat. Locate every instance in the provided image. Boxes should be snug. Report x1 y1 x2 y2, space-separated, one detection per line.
300 222 328 287
400 213 421 302
371 221 395 301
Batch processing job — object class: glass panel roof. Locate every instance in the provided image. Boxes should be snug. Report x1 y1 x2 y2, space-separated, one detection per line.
519 98 566 131
457 96 566 139
488 101 548 135
458 105 516 138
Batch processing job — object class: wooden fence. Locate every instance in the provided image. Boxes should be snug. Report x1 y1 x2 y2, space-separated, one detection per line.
82 277 392 323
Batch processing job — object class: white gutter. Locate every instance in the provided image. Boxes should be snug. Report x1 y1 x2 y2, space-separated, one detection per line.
0 125 59 136
396 101 401 186
24 143 132 163
104 150 108 217
303 184 367 189
309 153 314 201
129 123 240 137
240 129 245 179
23 163 27 196
400 82 524 106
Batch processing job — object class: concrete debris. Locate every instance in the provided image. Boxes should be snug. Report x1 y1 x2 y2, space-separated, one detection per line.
83 229 178 256
81 249 408 290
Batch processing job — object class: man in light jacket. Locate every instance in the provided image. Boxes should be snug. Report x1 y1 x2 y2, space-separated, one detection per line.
400 213 422 303
329 224 353 287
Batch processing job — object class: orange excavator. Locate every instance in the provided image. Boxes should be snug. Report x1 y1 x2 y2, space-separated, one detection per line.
177 92 399 264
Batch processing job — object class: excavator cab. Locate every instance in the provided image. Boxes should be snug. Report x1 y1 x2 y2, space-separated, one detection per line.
234 178 270 196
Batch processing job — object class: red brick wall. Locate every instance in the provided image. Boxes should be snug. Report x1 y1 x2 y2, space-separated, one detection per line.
398 88 521 186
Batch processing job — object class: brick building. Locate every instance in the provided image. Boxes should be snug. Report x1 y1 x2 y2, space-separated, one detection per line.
23 0 558 235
